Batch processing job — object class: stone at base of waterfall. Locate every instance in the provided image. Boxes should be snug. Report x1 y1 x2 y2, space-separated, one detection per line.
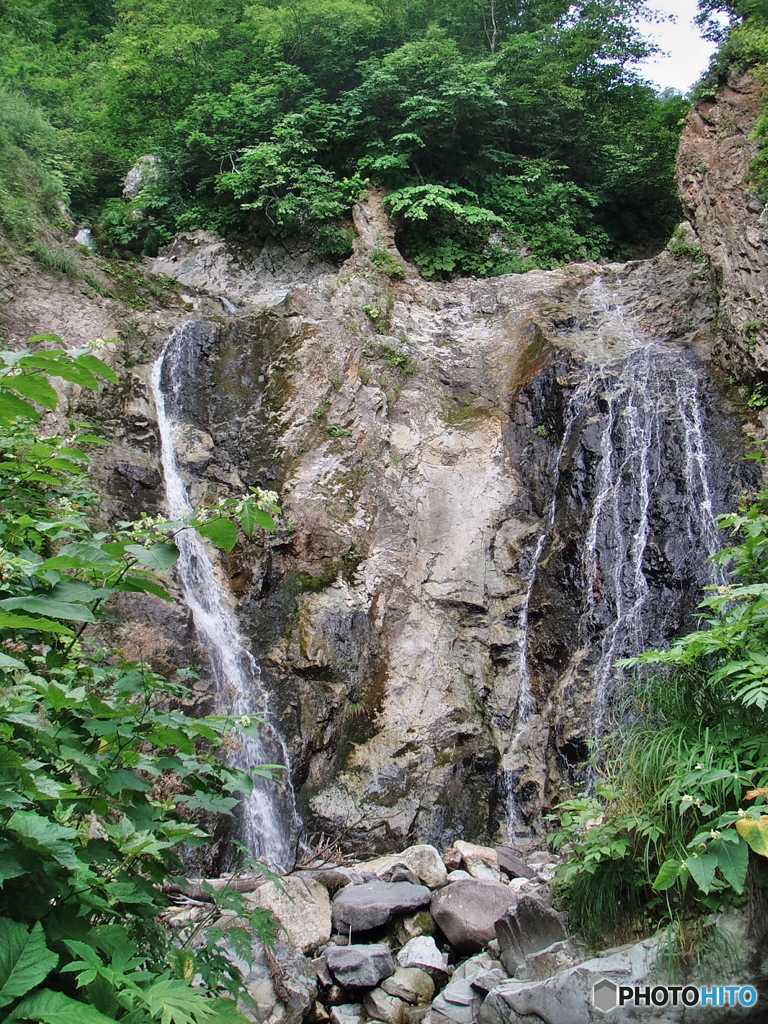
477 937 759 1024
453 841 501 881
330 1004 366 1024
445 870 473 883
244 876 332 954
514 939 586 982
494 896 567 974
427 953 503 1024
332 880 432 933
494 848 535 881
325 944 395 989
229 939 316 1024
363 988 409 1024
392 909 436 945
396 936 450 978
431 880 518 954
359 845 448 890
382 967 435 1005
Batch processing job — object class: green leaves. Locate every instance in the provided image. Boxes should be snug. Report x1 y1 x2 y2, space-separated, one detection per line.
0 920 58 1009
195 519 238 552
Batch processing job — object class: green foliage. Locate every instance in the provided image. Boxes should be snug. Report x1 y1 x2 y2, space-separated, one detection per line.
0 0 692 272
667 225 706 262
0 339 279 1024
552 464 768 944
369 249 406 280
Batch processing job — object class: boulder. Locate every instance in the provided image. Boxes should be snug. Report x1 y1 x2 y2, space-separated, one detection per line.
494 896 567 974
325 944 395 989
514 939 586 982
494 848 535 881
224 937 317 1024
397 936 450 977
363 988 408 1024
453 841 500 881
122 154 159 200
330 1006 366 1024
382 967 435 1005
428 957 498 1024
359 845 448 889
392 909 437 945
431 880 518 954
446 870 473 883
245 876 332 954
428 979 483 1024
478 935 759 1024
332 880 432 933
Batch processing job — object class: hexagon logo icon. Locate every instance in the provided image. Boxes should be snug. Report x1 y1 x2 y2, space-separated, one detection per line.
593 980 618 1013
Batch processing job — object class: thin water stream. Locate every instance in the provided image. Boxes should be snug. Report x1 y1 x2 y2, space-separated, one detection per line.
506 280 726 837
152 322 297 870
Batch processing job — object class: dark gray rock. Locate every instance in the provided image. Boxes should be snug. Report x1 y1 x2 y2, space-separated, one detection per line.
494 847 535 881
430 880 518 954
494 895 567 975
325 944 395 989
332 881 432 933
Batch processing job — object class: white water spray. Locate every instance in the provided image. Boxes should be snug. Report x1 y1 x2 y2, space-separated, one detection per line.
152 322 297 870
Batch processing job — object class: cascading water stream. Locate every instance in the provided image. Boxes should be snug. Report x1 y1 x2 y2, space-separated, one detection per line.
152 322 297 870
506 279 727 837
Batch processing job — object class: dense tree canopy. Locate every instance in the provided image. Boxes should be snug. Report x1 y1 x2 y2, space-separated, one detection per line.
0 0 710 272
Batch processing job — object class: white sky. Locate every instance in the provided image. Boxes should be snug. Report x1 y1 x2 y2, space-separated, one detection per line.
632 0 719 93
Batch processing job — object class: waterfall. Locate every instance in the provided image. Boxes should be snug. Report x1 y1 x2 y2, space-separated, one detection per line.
152 322 297 870
505 280 727 837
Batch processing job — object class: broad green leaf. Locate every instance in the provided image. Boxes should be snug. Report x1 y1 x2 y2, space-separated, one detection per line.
18 358 100 390
4 375 59 411
76 355 119 385
710 836 749 893
114 577 173 601
0 613 74 635
0 393 40 425
6 811 79 869
125 543 179 570
652 858 682 891
684 852 718 893
40 543 119 570
139 976 216 1024
103 770 152 795
0 919 58 1008
73 434 109 446
206 1000 252 1024
6 987 117 1024
196 518 238 552
0 651 27 669
240 500 274 536
735 814 768 857
0 852 26 885
0 598 95 622
48 581 101 603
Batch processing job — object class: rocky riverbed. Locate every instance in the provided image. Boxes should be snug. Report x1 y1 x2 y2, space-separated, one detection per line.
164 842 763 1024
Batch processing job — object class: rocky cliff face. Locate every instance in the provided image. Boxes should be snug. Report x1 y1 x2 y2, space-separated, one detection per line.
1 74 762 858
126 221 742 855
677 69 768 380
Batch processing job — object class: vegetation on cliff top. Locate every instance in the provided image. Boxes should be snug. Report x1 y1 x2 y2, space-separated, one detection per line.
0 0 694 275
